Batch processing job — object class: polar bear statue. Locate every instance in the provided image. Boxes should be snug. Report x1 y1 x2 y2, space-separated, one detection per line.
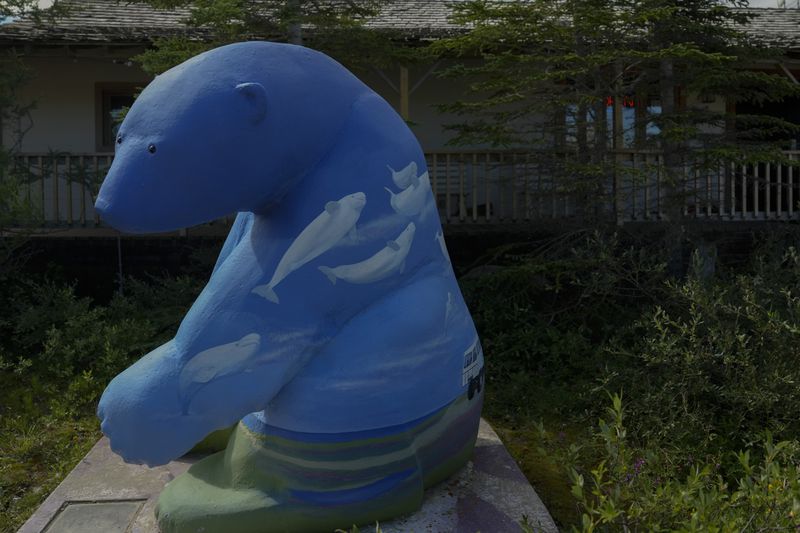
94 41 485 533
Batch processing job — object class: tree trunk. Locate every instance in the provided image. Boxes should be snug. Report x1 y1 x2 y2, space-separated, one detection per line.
592 70 609 220
287 0 302 45
659 57 685 276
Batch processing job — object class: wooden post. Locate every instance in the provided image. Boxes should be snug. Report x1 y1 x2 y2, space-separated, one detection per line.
613 96 624 225
471 153 478 222
634 94 647 148
613 61 625 225
52 156 59 225
66 155 73 225
725 98 736 219
399 66 409 121
39 155 45 221
789 153 795 218
287 0 302 45
94 156 101 225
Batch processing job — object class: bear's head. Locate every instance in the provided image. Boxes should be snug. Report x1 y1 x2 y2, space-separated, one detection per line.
95 42 367 233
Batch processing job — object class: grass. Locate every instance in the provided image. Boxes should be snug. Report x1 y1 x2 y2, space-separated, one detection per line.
0 411 99 532
492 421 580 528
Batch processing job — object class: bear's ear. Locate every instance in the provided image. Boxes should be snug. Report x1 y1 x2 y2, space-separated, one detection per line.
236 82 267 124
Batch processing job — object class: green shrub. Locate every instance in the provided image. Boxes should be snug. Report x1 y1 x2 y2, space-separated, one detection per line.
0 276 202 417
463 232 800 528
460 231 668 422
0 274 203 531
606 247 800 454
565 394 800 532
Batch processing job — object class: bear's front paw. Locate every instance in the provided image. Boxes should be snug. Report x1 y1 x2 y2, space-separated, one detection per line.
98 403 204 467
97 340 210 466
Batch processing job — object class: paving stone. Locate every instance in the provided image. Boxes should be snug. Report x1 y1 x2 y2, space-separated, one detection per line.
19 419 557 533
44 501 143 533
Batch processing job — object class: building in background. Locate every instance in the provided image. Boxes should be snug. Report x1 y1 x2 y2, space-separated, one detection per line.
1 1 799 229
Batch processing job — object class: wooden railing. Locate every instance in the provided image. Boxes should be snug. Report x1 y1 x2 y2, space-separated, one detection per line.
8 150 800 231
427 151 576 223
428 149 800 223
613 150 800 222
10 152 113 227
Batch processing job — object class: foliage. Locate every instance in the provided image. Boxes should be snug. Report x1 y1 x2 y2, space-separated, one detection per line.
0 48 36 277
605 247 800 456
0 414 98 532
0 276 202 411
461 230 800 529
133 0 409 76
461 230 669 422
564 394 800 532
432 0 800 221
0 163 36 278
0 274 203 532
5 229 800 531
0 0 72 277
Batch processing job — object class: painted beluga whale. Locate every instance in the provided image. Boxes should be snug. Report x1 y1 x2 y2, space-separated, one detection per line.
91 41 484 533
178 333 261 413
252 192 366 303
386 171 432 217
387 161 418 189
436 230 451 263
319 222 415 285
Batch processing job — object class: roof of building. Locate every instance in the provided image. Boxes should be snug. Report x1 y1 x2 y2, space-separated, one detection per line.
740 7 800 47
0 1 797 49
0 0 460 44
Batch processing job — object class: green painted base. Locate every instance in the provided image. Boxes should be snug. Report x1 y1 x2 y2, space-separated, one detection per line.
187 425 236 455
155 392 483 533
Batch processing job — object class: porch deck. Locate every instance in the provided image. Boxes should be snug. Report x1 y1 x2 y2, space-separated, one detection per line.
7 150 800 238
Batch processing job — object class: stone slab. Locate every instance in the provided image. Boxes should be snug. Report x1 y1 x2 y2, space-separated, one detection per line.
18 419 557 533
44 501 144 533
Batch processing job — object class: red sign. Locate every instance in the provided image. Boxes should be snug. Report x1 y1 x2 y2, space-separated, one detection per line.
606 96 636 108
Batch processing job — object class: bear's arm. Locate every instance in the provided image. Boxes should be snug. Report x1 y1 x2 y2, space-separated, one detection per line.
211 211 255 276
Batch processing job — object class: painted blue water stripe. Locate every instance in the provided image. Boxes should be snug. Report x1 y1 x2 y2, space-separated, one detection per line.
289 468 415 506
241 398 457 443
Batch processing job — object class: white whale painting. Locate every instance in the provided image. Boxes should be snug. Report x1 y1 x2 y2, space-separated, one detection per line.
333 213 407 248
385 172 431 217
444 291 455 335
435 230 450 263
387 161 418 190
252 192 367 303
318 222 416 285
179 333 261 411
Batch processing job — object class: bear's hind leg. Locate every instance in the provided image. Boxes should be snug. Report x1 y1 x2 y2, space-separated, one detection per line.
155 388 484 533
155 420 426 533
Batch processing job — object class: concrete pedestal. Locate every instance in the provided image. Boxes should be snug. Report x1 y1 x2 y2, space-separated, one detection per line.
18 419 557 533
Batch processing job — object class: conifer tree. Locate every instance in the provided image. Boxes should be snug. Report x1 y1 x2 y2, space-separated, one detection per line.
434 0 800 225
0 0 62 273
134 0 405 75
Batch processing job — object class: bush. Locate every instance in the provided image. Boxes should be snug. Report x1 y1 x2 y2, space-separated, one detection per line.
461 231 668 422
564 394 800 532
462 232 800 528
0 274 202 531
0 276 202 416
606 247 800 454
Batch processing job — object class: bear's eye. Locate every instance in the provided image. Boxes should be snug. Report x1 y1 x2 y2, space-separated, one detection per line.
147 144 157 154
116 135 123 145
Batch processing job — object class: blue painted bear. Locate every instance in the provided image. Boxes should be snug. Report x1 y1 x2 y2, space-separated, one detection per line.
94 41 484 533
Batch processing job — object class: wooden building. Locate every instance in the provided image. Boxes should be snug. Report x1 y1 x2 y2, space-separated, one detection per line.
1 1 800 234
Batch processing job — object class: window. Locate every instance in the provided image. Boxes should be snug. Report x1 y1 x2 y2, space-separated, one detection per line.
565 96 661 148
95 83 137 152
